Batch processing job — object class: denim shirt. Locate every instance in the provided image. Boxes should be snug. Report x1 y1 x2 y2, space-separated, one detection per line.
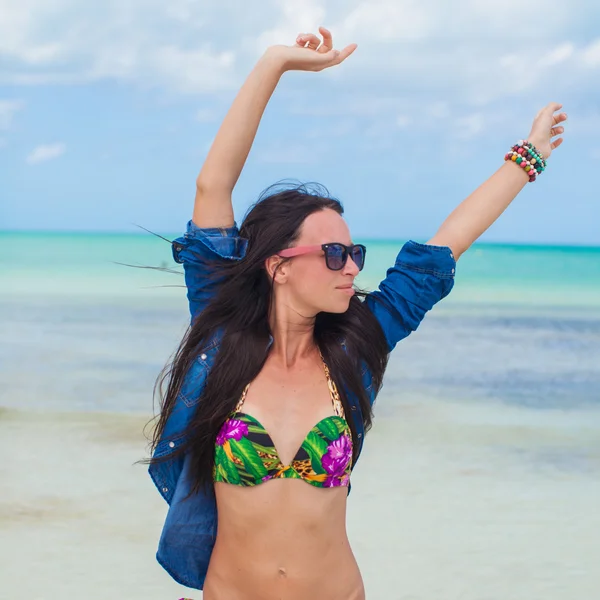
149 220 456 590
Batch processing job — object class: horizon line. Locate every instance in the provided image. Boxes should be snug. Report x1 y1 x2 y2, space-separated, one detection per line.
1 229 599 251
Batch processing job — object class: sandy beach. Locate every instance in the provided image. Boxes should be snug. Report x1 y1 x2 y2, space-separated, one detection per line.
2 397 599 600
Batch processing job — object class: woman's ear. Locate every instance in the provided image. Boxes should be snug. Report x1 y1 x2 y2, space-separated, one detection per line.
265 255 288 283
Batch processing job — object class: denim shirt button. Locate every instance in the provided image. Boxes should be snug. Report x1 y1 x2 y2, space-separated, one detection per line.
200 353 207 360
162 487 169 493
451 268 455 274
351 406 357 411
169 441 175 448
358 433 363 439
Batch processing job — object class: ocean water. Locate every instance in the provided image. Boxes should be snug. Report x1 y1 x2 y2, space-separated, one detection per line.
1 231 600 413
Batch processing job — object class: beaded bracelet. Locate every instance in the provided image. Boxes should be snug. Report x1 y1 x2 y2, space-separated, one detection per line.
504 140 547 183
517 140 547 170
505 150 539 182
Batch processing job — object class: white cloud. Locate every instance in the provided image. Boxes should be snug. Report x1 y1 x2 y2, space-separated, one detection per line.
581 39 600 67
0 100 22 129
254 0 327 53
152 46 236 94
463 0 569 35
0 0 599 111
539 43 576 67
336 0 436 42
393 103 491 139
26 143 66 164
0 0 238 93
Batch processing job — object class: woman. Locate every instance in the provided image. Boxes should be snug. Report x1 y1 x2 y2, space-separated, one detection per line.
148 27 566 599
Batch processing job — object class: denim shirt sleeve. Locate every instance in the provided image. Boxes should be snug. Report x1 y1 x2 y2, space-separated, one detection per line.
172 220 248 322
364 241 456 352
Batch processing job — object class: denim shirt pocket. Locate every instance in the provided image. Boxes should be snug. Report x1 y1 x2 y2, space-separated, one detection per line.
159 337 221 453
178 338 219 407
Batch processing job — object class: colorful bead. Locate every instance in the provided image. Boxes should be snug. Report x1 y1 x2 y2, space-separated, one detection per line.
505 139 547 182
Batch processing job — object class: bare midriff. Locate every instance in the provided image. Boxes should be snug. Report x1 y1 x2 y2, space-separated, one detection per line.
203 479 365 600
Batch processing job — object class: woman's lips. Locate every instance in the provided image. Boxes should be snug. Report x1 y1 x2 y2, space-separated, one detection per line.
337 286 355 295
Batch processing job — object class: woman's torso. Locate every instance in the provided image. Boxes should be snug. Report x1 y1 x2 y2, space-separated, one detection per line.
203 351 365 600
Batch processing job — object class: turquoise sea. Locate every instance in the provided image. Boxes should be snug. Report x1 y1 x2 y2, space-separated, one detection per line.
2 230 600 414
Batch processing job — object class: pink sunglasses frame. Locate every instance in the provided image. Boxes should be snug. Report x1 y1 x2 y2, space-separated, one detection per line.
277 244 325 258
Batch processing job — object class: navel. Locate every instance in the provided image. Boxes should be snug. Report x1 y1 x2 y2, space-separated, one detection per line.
278 566 287 578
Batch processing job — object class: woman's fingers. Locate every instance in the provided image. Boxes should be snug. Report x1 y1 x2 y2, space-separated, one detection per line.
296 33 321 50
535 103 562 122
330 43 358 65
317 43 358 69
318 26 333 53
552 112 568 125
296 27 334 52
542 102 563 118
533 104 566 137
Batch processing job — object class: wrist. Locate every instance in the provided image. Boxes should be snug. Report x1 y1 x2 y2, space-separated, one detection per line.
261 46 290 75
527 135 543 151
504 139 547 183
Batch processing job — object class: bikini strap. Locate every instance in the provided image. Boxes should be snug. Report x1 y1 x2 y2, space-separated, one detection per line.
233 383 250 414
318 349 345 419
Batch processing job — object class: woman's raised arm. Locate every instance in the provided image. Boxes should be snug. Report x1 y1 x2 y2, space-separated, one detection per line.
427 102 567 259
193 27 357 229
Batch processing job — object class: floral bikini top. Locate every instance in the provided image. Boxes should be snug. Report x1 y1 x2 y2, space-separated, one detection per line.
213 353 352 488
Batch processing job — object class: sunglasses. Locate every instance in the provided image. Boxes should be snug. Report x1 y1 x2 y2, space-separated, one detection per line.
278 243 367 271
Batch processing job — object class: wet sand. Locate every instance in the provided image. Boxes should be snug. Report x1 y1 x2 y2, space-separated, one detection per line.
1 399 599 600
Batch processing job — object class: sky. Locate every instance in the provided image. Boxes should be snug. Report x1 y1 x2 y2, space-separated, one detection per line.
1 0 600 245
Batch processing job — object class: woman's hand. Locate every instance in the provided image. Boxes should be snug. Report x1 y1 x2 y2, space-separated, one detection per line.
527 102 567 159
265 26 357 73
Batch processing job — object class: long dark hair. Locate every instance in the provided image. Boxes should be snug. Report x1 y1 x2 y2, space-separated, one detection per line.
147 183 389 495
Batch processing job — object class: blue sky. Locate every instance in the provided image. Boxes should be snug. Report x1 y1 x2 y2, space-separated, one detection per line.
2 0 600 245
